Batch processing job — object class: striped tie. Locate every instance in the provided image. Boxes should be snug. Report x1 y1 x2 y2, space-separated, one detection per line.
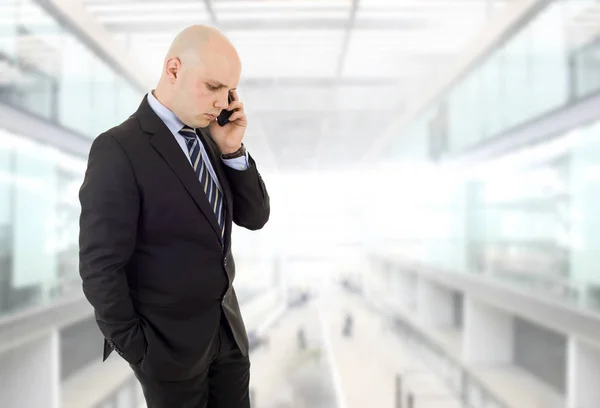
179 126 226 240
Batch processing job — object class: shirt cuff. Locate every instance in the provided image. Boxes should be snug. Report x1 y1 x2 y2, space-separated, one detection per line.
221 151 250 171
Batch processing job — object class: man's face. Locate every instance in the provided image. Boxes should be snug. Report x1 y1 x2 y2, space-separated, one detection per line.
171 42 241 129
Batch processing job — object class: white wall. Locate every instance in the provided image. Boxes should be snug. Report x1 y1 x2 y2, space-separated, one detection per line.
417 279 454 328
0 331 60 408
568 337 600 408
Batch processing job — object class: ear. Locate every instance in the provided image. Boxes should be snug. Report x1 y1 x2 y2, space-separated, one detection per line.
165 57 181 82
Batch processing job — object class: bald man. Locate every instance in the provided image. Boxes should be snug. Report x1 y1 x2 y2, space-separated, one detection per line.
79 25 270 408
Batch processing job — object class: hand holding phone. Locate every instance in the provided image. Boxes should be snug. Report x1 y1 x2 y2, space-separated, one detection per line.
217 92 234 127
209 89 246 153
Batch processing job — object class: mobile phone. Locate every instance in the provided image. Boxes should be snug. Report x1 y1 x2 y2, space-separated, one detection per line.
217 92 234 126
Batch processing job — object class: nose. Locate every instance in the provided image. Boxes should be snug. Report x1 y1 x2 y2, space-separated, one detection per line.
214 92 229 110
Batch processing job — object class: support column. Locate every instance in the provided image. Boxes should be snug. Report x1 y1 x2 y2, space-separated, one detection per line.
0 330 60 408
567 337 600 408
463 297 514 364
416 278 454 327
396 270 416 312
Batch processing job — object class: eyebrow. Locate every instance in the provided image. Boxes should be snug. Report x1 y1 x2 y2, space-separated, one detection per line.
207 80 236 91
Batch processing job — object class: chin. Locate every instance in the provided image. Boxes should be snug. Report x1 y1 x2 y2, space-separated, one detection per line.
195 118 211 128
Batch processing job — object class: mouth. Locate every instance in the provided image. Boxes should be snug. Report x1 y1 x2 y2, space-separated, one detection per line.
204 114 217 120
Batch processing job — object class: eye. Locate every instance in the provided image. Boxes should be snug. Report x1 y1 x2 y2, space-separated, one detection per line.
206 84 220 91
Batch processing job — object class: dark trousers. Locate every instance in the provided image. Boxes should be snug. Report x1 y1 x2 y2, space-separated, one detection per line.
131 318 250 408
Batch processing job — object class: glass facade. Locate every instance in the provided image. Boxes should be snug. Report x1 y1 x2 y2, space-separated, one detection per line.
466 154 573 296
572 34 600 98
0 0 143 138
392 0 600 159
382 117 600 314
376 0 600 314
459 83 600 310
0 0 144 319
0 127 85 316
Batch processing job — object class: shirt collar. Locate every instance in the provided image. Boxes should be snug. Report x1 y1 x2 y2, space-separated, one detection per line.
146 90 192 135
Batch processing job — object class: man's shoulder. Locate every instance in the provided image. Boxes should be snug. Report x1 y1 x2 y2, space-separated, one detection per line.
106 114 140 138
93 115 144 148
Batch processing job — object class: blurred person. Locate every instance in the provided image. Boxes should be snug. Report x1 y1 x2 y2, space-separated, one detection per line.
78 24 270 408
296 326 306 350
342 312 353 338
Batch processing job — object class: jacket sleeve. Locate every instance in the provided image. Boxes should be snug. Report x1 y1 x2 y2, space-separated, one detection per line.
79 133 146 364
223 154 270 230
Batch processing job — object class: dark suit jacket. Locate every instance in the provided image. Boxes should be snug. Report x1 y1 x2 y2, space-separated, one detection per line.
78 96 270 381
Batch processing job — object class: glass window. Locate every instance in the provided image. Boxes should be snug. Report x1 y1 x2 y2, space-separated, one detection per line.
116 75 144 123
459 117 600 313
55 154 85 289
0 129 14 314
479 52 503 139
450 70 481 151
12 0 61 120
469 160 570 290
17 0 63 80
573 39 600 98
90 55 117 136
0 127 85 317
529 2 569 114
11 66 54 120
0 0 145 320
12 138 58 302
0 0 17 58
469 66 484 146
57 33 92 135
418 0 581 156
501 25 531 129
564 0 600 99
0 0 145 138
0 1 18 107
447 79 465 153
568 119 600 310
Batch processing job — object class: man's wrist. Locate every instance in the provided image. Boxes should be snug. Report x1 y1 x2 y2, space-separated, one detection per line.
221 144 246 159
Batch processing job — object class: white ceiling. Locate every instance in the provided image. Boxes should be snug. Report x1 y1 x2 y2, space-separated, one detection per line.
80 0 513 171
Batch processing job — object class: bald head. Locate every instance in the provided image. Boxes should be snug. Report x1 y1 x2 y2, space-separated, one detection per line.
165 25 237 68
154 25 242 129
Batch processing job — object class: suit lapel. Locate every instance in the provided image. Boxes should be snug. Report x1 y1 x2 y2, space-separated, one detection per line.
135 97 223 242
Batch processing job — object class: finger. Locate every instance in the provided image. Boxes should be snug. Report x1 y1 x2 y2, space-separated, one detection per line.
227 110 245 123
227 100 244 112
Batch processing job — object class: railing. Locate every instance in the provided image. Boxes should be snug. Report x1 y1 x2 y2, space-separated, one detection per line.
362 294 512 408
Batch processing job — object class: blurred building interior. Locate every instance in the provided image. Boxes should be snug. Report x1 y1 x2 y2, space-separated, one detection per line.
1 0 600 407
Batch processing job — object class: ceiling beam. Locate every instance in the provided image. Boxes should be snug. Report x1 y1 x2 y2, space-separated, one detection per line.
203 0 217 24
239 77 408 88
320 0 359 169
249 107 402 114
102 18 426 32
335 0 359 78
44 0 153 90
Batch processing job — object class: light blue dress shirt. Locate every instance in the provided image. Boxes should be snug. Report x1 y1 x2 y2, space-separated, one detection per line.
146 91 249 192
